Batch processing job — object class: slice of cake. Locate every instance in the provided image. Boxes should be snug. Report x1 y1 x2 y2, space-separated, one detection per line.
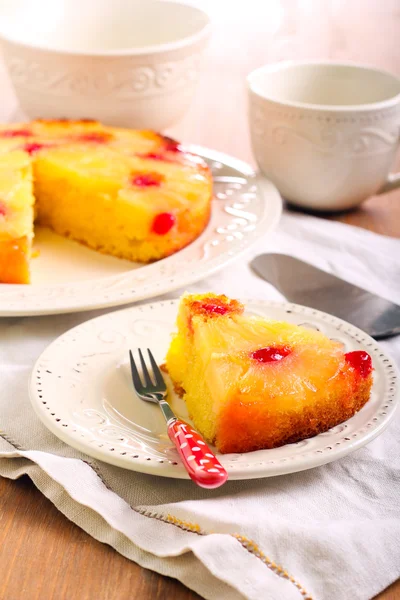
0 120 212 280
165 293 373 453
0 151 35 283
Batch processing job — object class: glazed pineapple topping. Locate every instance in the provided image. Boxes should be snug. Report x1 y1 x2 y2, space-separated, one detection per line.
166 293 373 454
0 119 213 283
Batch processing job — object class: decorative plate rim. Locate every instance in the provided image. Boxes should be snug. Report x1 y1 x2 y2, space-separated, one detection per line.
29 299 399 480
0 145 282 317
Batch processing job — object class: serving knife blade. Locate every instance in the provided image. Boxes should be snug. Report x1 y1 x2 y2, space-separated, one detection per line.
251 253 400 339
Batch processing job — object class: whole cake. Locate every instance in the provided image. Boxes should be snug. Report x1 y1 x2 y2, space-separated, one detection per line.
165 293 373 453
0 120 212 283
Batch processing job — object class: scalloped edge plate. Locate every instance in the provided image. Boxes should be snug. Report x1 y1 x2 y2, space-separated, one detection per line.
29 299 399 480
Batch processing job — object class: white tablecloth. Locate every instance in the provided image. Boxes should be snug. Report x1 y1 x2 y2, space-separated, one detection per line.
1 213 399 600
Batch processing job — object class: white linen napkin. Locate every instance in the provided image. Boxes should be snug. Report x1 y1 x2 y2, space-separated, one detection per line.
1 213 399 600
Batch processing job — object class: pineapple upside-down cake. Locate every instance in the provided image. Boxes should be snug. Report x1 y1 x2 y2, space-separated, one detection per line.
0 119 212 283
165 293 373 454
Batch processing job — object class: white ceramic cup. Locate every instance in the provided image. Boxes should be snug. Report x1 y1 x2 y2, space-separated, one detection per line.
248 61 400 211
0 0 211 129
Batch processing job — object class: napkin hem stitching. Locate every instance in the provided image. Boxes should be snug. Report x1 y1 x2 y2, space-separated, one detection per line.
0 430 24 450
134 507 312 600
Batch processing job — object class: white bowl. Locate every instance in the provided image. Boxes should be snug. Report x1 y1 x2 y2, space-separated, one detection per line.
0 0 211 129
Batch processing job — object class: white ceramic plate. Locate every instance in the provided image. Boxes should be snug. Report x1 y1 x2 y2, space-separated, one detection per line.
0 146 281 317
29 299 399 480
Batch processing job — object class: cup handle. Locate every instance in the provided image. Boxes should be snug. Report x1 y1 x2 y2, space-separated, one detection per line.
378 172 400 195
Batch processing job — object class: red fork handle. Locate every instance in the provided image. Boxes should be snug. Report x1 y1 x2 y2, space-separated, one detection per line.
167 419 228 489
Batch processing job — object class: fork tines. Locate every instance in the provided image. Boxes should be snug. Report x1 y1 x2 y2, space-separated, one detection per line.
129 348 166 394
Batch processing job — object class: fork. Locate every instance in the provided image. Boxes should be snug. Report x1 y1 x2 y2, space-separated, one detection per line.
129 349 228 489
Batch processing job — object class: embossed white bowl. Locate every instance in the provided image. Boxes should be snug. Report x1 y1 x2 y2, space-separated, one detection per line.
0 0 211 129
248 61 400 211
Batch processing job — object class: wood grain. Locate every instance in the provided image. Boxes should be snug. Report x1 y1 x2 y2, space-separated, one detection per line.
0 1 399 598
0 476 202 600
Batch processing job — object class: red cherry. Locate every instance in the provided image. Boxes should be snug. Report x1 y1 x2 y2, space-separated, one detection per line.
76 132 111 143
162 135 182 153
200 303 229 315
152 212 176 235
1 129 33 138
131 172 163 187
143 152 167 161
22 142 49 155
190 296 241 319
251 346 292 363
345 351 372 378
139 151 181 164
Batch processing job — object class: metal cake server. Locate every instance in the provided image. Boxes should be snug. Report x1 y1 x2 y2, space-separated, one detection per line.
251 253 400 339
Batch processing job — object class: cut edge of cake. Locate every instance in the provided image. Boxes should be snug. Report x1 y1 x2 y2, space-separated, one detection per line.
0 151 35 284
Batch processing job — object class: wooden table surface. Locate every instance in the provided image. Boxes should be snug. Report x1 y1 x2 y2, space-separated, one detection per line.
1 1 399 598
